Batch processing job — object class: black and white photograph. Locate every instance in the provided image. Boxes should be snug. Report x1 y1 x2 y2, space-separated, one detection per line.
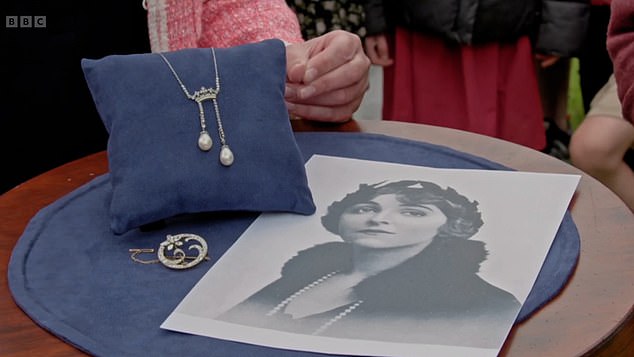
162 155 579 356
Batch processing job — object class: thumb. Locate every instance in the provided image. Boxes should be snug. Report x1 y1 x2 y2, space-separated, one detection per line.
286 42 309 84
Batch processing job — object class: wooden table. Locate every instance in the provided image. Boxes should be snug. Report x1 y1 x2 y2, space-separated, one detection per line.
1 119 633 356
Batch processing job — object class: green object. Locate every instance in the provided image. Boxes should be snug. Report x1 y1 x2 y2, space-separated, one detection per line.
567 58 585 131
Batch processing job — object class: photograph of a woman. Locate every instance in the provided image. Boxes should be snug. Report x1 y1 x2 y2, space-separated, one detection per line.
218 180 520 348
162 155 580 357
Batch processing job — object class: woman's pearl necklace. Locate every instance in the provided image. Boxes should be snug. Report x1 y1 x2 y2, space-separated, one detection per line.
312 300 364 336
158 48 234 166
266 271 364 335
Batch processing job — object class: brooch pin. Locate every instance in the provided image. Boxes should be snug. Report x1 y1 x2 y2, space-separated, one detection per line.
129 233 209 270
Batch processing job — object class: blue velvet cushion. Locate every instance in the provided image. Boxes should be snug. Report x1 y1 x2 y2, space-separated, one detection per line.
81 39 316 234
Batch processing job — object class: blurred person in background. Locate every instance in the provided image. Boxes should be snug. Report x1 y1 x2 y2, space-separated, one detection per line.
362 0 589 151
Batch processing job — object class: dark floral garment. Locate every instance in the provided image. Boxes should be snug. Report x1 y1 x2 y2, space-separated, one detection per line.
286 0 366 40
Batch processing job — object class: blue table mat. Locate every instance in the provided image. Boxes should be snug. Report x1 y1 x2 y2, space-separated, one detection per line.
8 132 579 357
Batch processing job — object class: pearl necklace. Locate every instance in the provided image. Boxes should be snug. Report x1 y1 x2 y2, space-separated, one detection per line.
266 271 364 335
158 49 234 166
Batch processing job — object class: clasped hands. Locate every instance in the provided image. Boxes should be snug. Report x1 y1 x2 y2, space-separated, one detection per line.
285 30 371 122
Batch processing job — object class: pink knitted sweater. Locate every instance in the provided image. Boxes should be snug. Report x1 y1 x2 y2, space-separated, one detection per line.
145 0 303 52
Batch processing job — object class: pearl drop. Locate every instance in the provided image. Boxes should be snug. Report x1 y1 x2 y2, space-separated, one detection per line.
219 145 234 166
198 131 212 151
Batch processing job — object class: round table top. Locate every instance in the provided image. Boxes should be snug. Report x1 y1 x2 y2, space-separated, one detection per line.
2 119 633 357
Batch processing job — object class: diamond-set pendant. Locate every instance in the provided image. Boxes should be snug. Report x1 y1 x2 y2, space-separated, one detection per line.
160 50 233 166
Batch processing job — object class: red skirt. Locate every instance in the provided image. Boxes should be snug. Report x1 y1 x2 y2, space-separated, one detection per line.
383 28 546 150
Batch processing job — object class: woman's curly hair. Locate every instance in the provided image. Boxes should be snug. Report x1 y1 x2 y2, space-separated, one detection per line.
321 180 483 239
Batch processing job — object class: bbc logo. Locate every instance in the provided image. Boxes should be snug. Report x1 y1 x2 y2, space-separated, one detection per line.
6 16 47 28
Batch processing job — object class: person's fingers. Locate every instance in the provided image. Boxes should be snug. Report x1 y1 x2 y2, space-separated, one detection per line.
285 74 369 106
364 37 382 64
286 93 365 122
287 61 307 83
285 43 309 83
292 49 369 100
364 34 393 66
534 53 560 68
540 56 560 68
302 30 365 84
284 30 371 121
374 35 393 66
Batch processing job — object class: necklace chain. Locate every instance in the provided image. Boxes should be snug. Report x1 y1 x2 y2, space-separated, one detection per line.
161 49 220 99
158 48 233 166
